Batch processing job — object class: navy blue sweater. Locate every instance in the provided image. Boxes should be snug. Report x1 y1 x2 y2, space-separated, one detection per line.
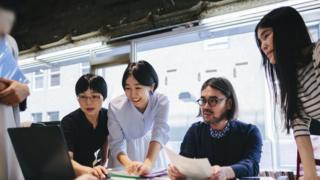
180 120 262 178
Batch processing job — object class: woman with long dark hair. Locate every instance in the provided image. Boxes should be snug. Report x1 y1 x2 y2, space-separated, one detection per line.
255 6 320 179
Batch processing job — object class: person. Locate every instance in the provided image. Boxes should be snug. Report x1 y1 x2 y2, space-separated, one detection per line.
61 74 108 179
0 4 29 180
108 60 170 175
255 6 320 179
168 77 262 180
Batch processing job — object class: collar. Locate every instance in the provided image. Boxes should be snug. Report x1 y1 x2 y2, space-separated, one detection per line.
209 121 231 139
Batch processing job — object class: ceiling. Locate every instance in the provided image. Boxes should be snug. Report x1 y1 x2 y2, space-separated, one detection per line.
2 0 283 54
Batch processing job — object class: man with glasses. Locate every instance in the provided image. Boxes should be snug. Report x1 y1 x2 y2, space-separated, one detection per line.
168 77 262 180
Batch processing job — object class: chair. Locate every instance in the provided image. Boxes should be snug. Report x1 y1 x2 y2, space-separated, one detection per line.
296 120 320 178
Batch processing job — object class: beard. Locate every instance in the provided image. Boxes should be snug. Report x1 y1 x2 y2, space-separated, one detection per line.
203 109 228 125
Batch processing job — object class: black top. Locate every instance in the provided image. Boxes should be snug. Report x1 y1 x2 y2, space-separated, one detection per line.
180 120 262 178
61 108 108 167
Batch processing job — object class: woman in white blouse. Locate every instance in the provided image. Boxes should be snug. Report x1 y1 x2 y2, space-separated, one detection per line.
108 60 169 175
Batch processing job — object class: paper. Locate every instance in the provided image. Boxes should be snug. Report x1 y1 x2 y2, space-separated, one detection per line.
164 146 212 179
108 168 167 179
0 37 29 84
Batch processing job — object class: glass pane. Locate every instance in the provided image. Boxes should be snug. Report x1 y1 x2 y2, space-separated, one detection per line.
47 111 59 121
35 76 44 89
50 67 60 73
50 74 60 86
96 64 127 107
32 113 42 122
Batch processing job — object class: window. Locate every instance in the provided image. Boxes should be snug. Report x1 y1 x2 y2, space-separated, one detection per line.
31 113 42 122
33 69 44 90
80 62 90 75
49 67 60 87
137 31 267 167
47 111 59 121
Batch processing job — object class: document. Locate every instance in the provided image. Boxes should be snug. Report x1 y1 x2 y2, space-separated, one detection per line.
0 38 29 84
164 146 212 179
108 168 167 179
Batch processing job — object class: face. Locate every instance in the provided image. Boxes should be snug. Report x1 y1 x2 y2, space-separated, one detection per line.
199 86 231 125
0 10 15 34
257 27 275 64
77 89 103 117
124 75 153 112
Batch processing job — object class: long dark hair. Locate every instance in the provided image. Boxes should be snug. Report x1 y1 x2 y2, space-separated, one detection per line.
254 6 312 133
200 77 239 120
122 60 159 91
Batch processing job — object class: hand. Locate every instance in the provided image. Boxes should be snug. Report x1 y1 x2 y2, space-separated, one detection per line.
0 78 29 106
126 161 144 175
90 166 108 180
168 164 186 180
208 165 227 180
0 82 6 91
137 159 152 175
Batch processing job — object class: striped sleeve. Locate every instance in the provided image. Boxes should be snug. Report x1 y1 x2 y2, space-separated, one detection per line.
292 113 311 137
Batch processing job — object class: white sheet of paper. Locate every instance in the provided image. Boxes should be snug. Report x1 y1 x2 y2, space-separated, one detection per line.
164 146 212 179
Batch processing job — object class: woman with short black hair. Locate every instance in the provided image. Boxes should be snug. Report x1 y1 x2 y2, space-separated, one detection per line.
108 60 170 175
61 74 108 179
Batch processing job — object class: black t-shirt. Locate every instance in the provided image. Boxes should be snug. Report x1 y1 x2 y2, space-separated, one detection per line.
61 108 108 167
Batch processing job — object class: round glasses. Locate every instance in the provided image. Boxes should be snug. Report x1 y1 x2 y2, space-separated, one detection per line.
196 97 226 107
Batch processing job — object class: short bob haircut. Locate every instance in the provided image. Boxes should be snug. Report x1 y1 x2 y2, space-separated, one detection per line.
75 73 107 100
200 77 239 121
254 6 312 132
122 60 159 91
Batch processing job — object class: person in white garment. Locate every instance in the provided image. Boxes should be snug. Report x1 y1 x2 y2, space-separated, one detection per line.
108 60 170 175
0 4 29 180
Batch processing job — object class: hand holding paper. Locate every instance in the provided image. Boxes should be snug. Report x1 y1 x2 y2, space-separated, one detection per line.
164 146 212 179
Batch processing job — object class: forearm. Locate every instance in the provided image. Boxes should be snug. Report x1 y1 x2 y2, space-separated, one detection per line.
295 136 317 178
145 141 161 165
71 159 92 177
117 152 133 167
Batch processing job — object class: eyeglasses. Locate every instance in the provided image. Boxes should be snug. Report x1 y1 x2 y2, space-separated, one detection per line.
78 95 102 102
196 97 226 107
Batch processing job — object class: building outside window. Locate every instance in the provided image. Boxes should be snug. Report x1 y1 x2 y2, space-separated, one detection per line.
49 67 61 87
31 112 42 122
33 69 44 90
47 111 59 121
80 62 90 75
